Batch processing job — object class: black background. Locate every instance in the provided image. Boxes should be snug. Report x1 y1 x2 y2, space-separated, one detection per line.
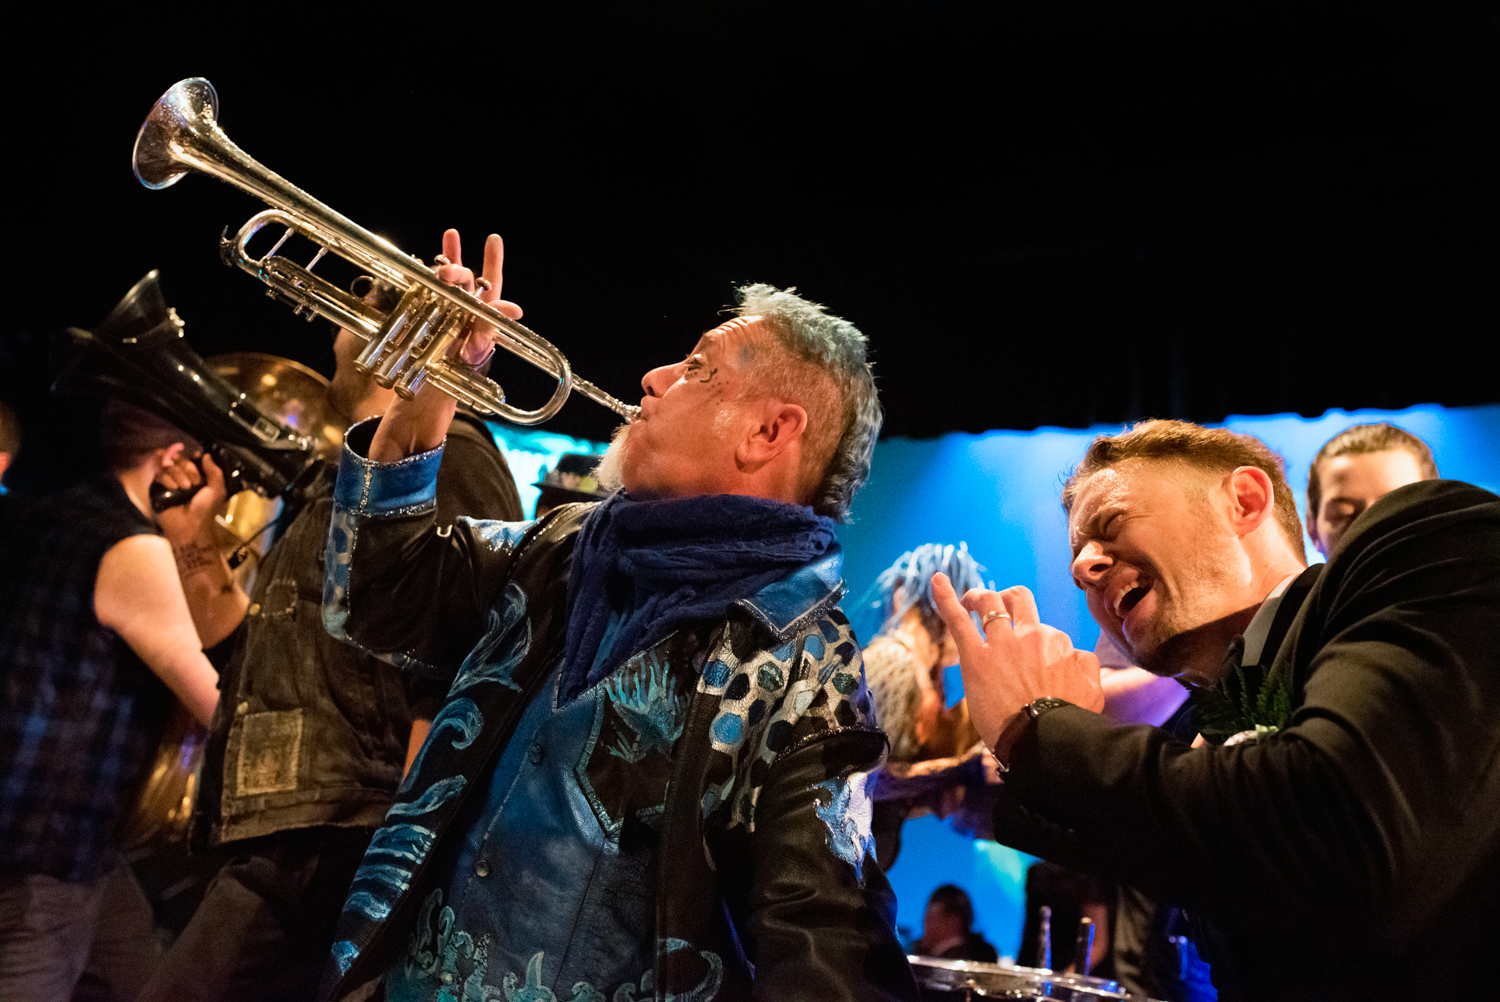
4 4 1496 489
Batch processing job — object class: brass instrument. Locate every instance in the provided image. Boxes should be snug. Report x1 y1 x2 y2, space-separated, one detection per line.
119 704 205 854
207 352 344 462
133 77 638 426
206 352 343 585
52 270 324 505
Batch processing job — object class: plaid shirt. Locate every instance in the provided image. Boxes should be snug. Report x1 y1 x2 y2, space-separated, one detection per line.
0 477 173 881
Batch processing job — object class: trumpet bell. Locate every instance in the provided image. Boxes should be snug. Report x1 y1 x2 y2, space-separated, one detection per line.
134 77 219 190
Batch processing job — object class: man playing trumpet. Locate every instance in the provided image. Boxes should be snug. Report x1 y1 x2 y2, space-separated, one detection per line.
320 231 916 1001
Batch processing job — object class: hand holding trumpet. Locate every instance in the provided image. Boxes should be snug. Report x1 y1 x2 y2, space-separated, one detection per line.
431 229 526 367
368 229 525 464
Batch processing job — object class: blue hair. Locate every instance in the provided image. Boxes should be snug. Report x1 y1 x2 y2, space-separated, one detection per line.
862 542 988 640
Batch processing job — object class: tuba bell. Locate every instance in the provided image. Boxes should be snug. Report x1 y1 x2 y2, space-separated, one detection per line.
51 269 324 506
133 77 638 427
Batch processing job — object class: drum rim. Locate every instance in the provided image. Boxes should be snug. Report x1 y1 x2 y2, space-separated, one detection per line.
907 953 1138 999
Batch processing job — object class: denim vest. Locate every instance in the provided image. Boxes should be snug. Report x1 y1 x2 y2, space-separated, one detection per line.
204 467 414 845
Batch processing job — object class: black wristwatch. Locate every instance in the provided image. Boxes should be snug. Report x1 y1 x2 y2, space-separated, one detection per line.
1025 697 1072 720
994 698 1073 776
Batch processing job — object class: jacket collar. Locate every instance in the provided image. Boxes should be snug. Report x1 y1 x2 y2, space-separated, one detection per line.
1239 564 1323 669
734 544 846 641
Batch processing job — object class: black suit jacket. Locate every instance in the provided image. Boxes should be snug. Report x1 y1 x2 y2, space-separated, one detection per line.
991 480 1500 1001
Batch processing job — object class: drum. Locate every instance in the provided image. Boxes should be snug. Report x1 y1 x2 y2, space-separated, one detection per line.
910 955 1159 1001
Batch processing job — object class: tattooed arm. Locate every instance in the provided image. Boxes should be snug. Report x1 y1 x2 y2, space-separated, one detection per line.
155 452 249 647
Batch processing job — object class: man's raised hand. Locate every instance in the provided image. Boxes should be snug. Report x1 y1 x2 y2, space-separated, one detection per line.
931 573 1103 762
433 229 524 367
369 229 525 462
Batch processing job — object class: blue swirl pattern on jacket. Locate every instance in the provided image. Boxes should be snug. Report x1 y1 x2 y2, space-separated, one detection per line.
319 421 918 1001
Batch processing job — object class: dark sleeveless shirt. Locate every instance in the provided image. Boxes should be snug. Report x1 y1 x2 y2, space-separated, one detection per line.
0 477 173 881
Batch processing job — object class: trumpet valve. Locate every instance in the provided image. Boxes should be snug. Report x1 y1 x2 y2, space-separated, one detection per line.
393 309 469 399
354 286 429 377
374 300 446 390
353 332 390 379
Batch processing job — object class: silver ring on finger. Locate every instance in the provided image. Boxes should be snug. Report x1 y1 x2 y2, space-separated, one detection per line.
981 610 1012 628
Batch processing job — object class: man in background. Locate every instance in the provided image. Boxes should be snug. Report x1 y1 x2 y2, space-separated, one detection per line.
140 299 521 1002
1 401 222 1001
915 884 999 963
1305 422 1438 558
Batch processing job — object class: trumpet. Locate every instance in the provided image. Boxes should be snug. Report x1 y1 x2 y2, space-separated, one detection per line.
133 77 638 426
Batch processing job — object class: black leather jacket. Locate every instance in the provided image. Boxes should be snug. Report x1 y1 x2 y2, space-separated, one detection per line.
991 481 1500 1001
319 423 918 1001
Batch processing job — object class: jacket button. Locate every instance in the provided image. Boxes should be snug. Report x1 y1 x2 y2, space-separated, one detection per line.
529 741 544 765
476 857 491 877
247 602 261 616
236 701 250 715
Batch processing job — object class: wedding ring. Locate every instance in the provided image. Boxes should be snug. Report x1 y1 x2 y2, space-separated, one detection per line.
981 610 1012 628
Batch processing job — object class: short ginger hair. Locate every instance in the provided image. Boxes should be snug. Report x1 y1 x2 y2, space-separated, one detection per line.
1062 418 1305 557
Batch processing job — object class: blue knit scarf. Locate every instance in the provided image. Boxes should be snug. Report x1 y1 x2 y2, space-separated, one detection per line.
561 491 837 700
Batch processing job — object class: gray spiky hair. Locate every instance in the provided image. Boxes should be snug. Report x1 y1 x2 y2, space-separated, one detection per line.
733 284 881 522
